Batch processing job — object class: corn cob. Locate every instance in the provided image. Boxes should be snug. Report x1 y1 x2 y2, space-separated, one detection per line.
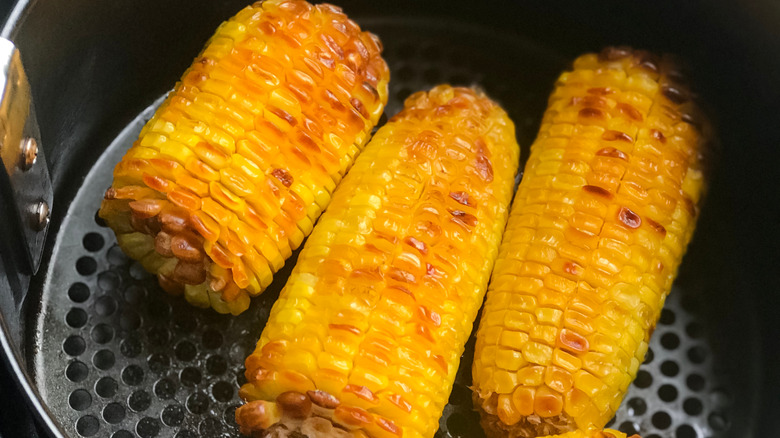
472 47 709 437
98 0 389 314
236 85 519 437
547 430 639 438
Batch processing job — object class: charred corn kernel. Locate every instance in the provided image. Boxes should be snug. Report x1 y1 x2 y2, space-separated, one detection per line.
237 86 519 438
473 47 710 437
98 0 389 314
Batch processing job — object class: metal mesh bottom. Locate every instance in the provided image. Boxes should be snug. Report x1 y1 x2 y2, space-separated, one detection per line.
35 18 736 438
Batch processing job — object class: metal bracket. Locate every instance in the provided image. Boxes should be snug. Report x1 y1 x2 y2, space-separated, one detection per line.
0 38 52 274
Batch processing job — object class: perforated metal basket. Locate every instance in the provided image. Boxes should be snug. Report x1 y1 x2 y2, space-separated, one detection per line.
1 1 778 438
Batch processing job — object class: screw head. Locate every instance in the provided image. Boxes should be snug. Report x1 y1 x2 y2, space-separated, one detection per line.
20 137 38 170
32 201 49 231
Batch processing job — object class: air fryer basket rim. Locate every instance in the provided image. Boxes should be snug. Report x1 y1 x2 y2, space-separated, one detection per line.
1 0 779 437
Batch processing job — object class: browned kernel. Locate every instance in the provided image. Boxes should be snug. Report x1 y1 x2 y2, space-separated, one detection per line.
449 191 474 207
662 84 689 104
157 273 184 296
344 384 379 403
170 234 204 263
268 106 297 126
596 147 629 161
334 405 373 426
388 267 416 284
601 130 633 143
587 87 615 96
579 108 606 119
448 209 478 227
598 46 632 61
645 217 667 237
271 168 294 187
618 206 642 229
173 260 207 285
650 129 667 143
635 50 659 73
235 400 278 431
682 196 698 217
160 210 190 234
403 236 428 255
617 103 643 121
474 140 494 182
582 185 613 199
129 199 165 218
307 390 341 409
328 324 361 335
563 261 582 276
154 231 174 257
276 391 312 419
386 394 412 413
376 417 402 436
557 328 589 354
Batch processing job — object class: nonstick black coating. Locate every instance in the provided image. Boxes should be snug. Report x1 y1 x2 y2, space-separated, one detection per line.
1 1 779 438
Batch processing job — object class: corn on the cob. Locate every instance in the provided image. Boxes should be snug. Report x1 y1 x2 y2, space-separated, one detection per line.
472 47 709 437
236 85 519 437
547 430 639 438
98 0 389 314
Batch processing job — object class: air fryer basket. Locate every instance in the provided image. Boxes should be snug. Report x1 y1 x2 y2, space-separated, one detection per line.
1 1 779 438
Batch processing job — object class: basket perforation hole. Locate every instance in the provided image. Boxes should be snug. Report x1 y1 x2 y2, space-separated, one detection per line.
154 378 177 399
107 245 129 266
658 384 678 402
82 233 105 252
97 271 120 291
174 312 198 332
661 332 681 350
123 285 145 305
708 411 729 431
626 397 646 416
119 310 141 331
64 335 86 356
684 397 704 415
94 295 118 316
120 336 142 358
686 321 704 339
186 392 209 414
162 404 185 427
76 257 98 276
180 367 202 386
618 421 640 435
68 283 90 303
224 405 239 427
76 415 100 437
175 340 197 361
199 417 224 435
212 381 234 402
66 308 88 328
686 373 705 391
112 431 133 438
136 417 161 438
687 345 708 364
661 360 680 377
659 308 676 325
147 353 170 373
94 211 107 227
643 347 654 364
92 349 115 370
121 364 145 386
206 355 228 376
103 402 126 424
147 326 170 346
652 411 672 429
202 329 223 349
68 389 92 411
128 390 152 412
66 361 89 382
676 424 697 438
633 369 653 388
95 377 118 398
90 324 114 344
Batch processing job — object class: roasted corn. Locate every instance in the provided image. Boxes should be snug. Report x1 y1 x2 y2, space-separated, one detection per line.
472 47 709 437
98 0 389 314
236 85 519 437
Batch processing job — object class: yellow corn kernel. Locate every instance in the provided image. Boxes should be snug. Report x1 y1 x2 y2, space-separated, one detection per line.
473 47 709 437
